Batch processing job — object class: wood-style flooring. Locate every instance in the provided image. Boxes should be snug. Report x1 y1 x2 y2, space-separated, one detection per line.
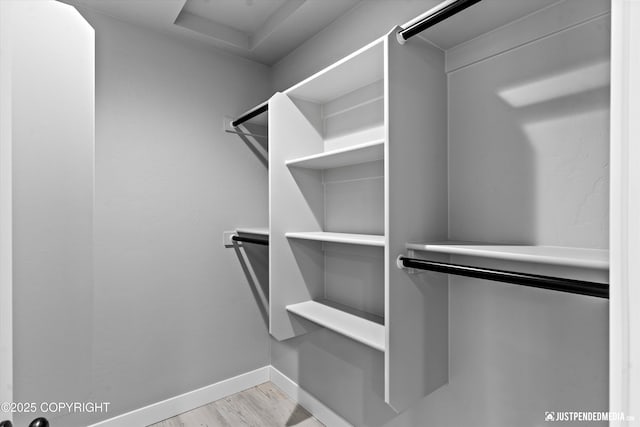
148 382 325 427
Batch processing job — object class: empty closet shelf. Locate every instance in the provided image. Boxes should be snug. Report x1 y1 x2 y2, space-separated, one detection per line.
286 301 385 351
286 232 384 246
405 242 609 270
284 39 383 104
285 139 384 169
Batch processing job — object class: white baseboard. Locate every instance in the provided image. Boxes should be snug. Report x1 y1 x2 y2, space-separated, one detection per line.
88 366 270 427
269 366 352 427
87 365 351 427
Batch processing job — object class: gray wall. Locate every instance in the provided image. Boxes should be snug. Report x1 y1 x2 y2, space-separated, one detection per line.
85 10 272 426
10 5 272 425
270 1 610 426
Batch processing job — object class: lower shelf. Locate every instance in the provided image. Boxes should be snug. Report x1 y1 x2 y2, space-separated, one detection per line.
286 300 385 352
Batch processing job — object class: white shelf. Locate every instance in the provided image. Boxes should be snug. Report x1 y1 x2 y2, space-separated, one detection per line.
285 139 384 170
405 242 609 269
286 300 385 351
284 38 384 103
286 232 385 247
236 227 269 236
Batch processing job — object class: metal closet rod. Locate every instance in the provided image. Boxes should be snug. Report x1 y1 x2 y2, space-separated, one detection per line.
398 256 609 299
397 0 482 43
232 235 269 246
231 102 268 128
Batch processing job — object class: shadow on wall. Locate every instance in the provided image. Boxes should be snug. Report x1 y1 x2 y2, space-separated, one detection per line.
233 241 269 327
287 239 324 322
231 122 268 168
509 59 610 249
448 50 537 245
289 329 397 426
289 167 325 227
450 55 610 247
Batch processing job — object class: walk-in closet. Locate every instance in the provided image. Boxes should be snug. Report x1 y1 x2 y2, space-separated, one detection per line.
1 0 638 426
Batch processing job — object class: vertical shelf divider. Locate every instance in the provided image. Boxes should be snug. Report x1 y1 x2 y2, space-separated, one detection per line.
385 28 449 412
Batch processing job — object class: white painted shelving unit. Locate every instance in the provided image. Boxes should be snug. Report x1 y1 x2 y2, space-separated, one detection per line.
270 37 388 353
269 28 448 413
267 0 613 414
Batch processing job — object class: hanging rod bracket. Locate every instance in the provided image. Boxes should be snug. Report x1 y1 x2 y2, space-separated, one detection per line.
223 230 269 247
396 252 419 274
223 230 237 247
396 30 407 45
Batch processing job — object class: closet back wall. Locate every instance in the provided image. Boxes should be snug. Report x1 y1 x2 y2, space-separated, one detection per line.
77 9 271 426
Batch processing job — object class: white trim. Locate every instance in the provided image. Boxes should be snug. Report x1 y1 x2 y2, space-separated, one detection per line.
0 0 14 420
610 0 640 424
86 366 350 427
269 366 352 427
87 367 270 427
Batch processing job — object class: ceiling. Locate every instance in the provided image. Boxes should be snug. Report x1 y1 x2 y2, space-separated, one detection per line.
59 0 573 66
181 0 289 33
60 0 360 65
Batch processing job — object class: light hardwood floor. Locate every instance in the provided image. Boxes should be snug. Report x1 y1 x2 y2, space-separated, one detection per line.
148 382 325 427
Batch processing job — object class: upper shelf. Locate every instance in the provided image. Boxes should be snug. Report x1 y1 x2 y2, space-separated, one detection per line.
286 232 385 247
405 242 609 270
285 139 384 169
284 38 384 104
